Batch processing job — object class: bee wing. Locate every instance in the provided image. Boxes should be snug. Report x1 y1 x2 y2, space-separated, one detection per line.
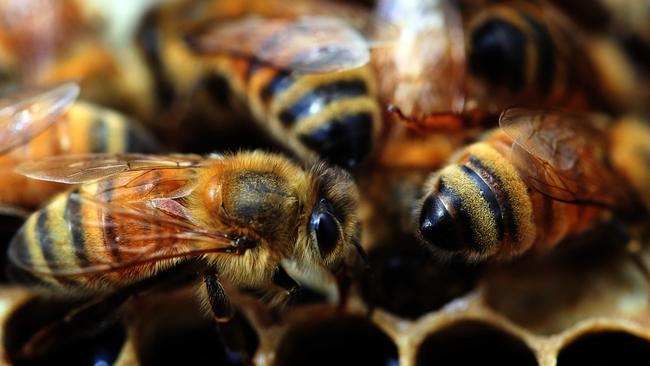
188 16 370 74
374 0 466 125
16 153 206 184
500 108 623 206
0 82 79 154
8 192 240 277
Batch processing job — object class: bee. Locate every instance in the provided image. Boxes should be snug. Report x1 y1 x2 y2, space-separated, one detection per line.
373 0 635 133
0 82 158 211
549 0 650 47
0 0 155 120
416 108 650 262
139 0 382 167
371 0 468 131
9 151 365 322
465 1 648 115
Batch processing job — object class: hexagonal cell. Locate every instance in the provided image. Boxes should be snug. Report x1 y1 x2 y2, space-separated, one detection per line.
275 315 399 366
134 308 257 366
136 319 244 366
484 225 649 334
414 320 537 366
362 243 480 319
4 296 126 366
557 330 650 366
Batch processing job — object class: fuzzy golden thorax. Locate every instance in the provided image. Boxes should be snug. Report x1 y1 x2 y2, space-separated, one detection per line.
187 152 360 300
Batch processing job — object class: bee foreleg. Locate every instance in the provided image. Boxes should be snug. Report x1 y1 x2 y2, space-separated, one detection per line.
204 272 233 322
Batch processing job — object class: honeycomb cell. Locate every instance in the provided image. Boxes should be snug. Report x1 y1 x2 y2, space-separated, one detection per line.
414 320 537 366
275 315 399 366
361 243 479 319
135 311 257 366
557 331 650 366
4 297 126 366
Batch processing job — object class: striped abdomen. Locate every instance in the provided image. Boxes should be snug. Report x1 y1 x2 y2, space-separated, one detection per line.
418 130 606 261
203 55 381 167
9 174 186 292
467 4 572 104
0 101 158 209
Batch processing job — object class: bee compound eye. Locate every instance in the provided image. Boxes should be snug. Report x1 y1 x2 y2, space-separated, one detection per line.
310 211 339 256
418 196 463 253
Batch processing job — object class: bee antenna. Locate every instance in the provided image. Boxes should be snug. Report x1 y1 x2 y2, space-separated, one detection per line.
353 239 370 270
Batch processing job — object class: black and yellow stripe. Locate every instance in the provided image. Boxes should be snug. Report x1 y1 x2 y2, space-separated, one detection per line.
200 54 380 167
418 129 612 261
10 193 83 288
138 5 381 167
9 187 147 292
66 102 159 155
467 4 569 99
9 166 196 292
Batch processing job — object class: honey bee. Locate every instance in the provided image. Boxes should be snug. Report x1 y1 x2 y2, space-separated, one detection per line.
466 1 649 115
139 0 383 167
371 0 467 131
9 151 364 322
416 108 650 262
373 0 636 133
0 0 155 120
0 82 158 211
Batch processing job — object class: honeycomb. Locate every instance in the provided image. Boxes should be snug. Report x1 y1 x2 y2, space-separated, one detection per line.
1 0 650 365
1 222 650 365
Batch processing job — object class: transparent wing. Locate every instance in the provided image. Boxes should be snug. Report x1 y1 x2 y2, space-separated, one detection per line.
16 153 206 184
374 0 466 124
0 81 79 154
188 16 370 74
500 108 624 206
8 192 240 277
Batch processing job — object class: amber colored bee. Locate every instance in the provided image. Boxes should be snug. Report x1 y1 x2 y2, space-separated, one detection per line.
549 0 650 46
416 109 650 262
465 1 649 115
0 82 157 211
139 0 382 167
373 0 638 133
371 0 467 131
9 151 364 321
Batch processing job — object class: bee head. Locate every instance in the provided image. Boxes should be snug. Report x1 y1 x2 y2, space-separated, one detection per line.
203 153 362 305
307 164 360 264
273 163 362 304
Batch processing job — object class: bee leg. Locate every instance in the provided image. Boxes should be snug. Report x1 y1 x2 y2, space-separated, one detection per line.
204 272 233 322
